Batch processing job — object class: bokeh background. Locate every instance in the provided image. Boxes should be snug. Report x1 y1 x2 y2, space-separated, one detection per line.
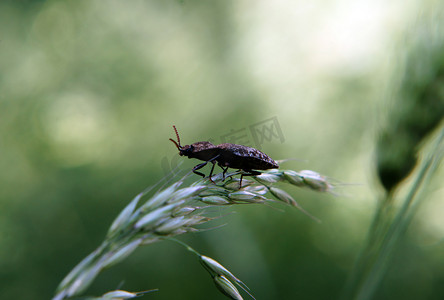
1 0 444 299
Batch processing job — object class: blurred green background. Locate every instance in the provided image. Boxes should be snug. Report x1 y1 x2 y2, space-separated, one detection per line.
1 0 444 299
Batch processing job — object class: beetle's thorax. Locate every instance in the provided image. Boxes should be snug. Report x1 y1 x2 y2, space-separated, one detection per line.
179 141 216 160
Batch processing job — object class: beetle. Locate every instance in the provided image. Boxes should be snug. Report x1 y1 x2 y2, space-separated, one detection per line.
169 125 279 187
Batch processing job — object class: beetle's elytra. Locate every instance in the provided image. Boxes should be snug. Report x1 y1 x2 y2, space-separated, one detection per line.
169 125 279 187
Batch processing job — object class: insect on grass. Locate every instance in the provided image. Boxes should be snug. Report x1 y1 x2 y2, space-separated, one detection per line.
169 125 279 187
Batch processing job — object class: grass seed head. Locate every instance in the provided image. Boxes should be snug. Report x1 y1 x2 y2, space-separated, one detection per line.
154 216 187 235
200 255 237 279
102 239 142 269
100 289 156 299
170 186 207 202
269 187 296 206
228 191 259 201
66 263 103 297
57 249 99 292
108 193 142 236
214 275 243 300
223 178 254 190
269 187 321 222
245 185 268 195
256 173 282 183
100 290 139 299
283 170 305 186
299 170 332 192
172 206 197 217
200 196 231 205
55 167 334 300
139 182 181 212
134 201 184 229
199 185 230 196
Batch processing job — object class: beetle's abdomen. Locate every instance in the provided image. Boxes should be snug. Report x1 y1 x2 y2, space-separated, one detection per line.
217 143 279 170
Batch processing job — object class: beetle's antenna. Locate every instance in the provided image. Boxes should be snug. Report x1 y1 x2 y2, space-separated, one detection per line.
169 138 181 150
173 125 181 146
169 125 182 150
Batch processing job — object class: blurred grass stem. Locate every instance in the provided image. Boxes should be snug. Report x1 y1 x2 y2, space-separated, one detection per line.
344 125 444 300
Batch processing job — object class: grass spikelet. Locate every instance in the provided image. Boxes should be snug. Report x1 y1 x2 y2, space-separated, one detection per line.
134 201 185 229
201 195 231 205
283 170 305 186
269 187 321 223
228 191 263 201
98 289 158 300
102 239 142 268
214 275 244 300
108 193 142 236
255 172 282 183
172 206 197 217
139 182 182 212
53 167 333 300
298 170 332 192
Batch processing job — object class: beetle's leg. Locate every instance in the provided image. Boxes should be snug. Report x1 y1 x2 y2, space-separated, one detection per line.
192 162 208 178
208 162 216 183
220 165 229 180
207 155 221 183
193 155 220 182
223 166 229 180
217 162 227 180
239 170 261 188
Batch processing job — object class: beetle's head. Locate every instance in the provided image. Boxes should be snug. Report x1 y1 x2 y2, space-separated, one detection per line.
178 144 194 157
169 125 194 157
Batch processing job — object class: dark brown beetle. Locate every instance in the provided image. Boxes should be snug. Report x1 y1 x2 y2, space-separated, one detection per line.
169 125 279 186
